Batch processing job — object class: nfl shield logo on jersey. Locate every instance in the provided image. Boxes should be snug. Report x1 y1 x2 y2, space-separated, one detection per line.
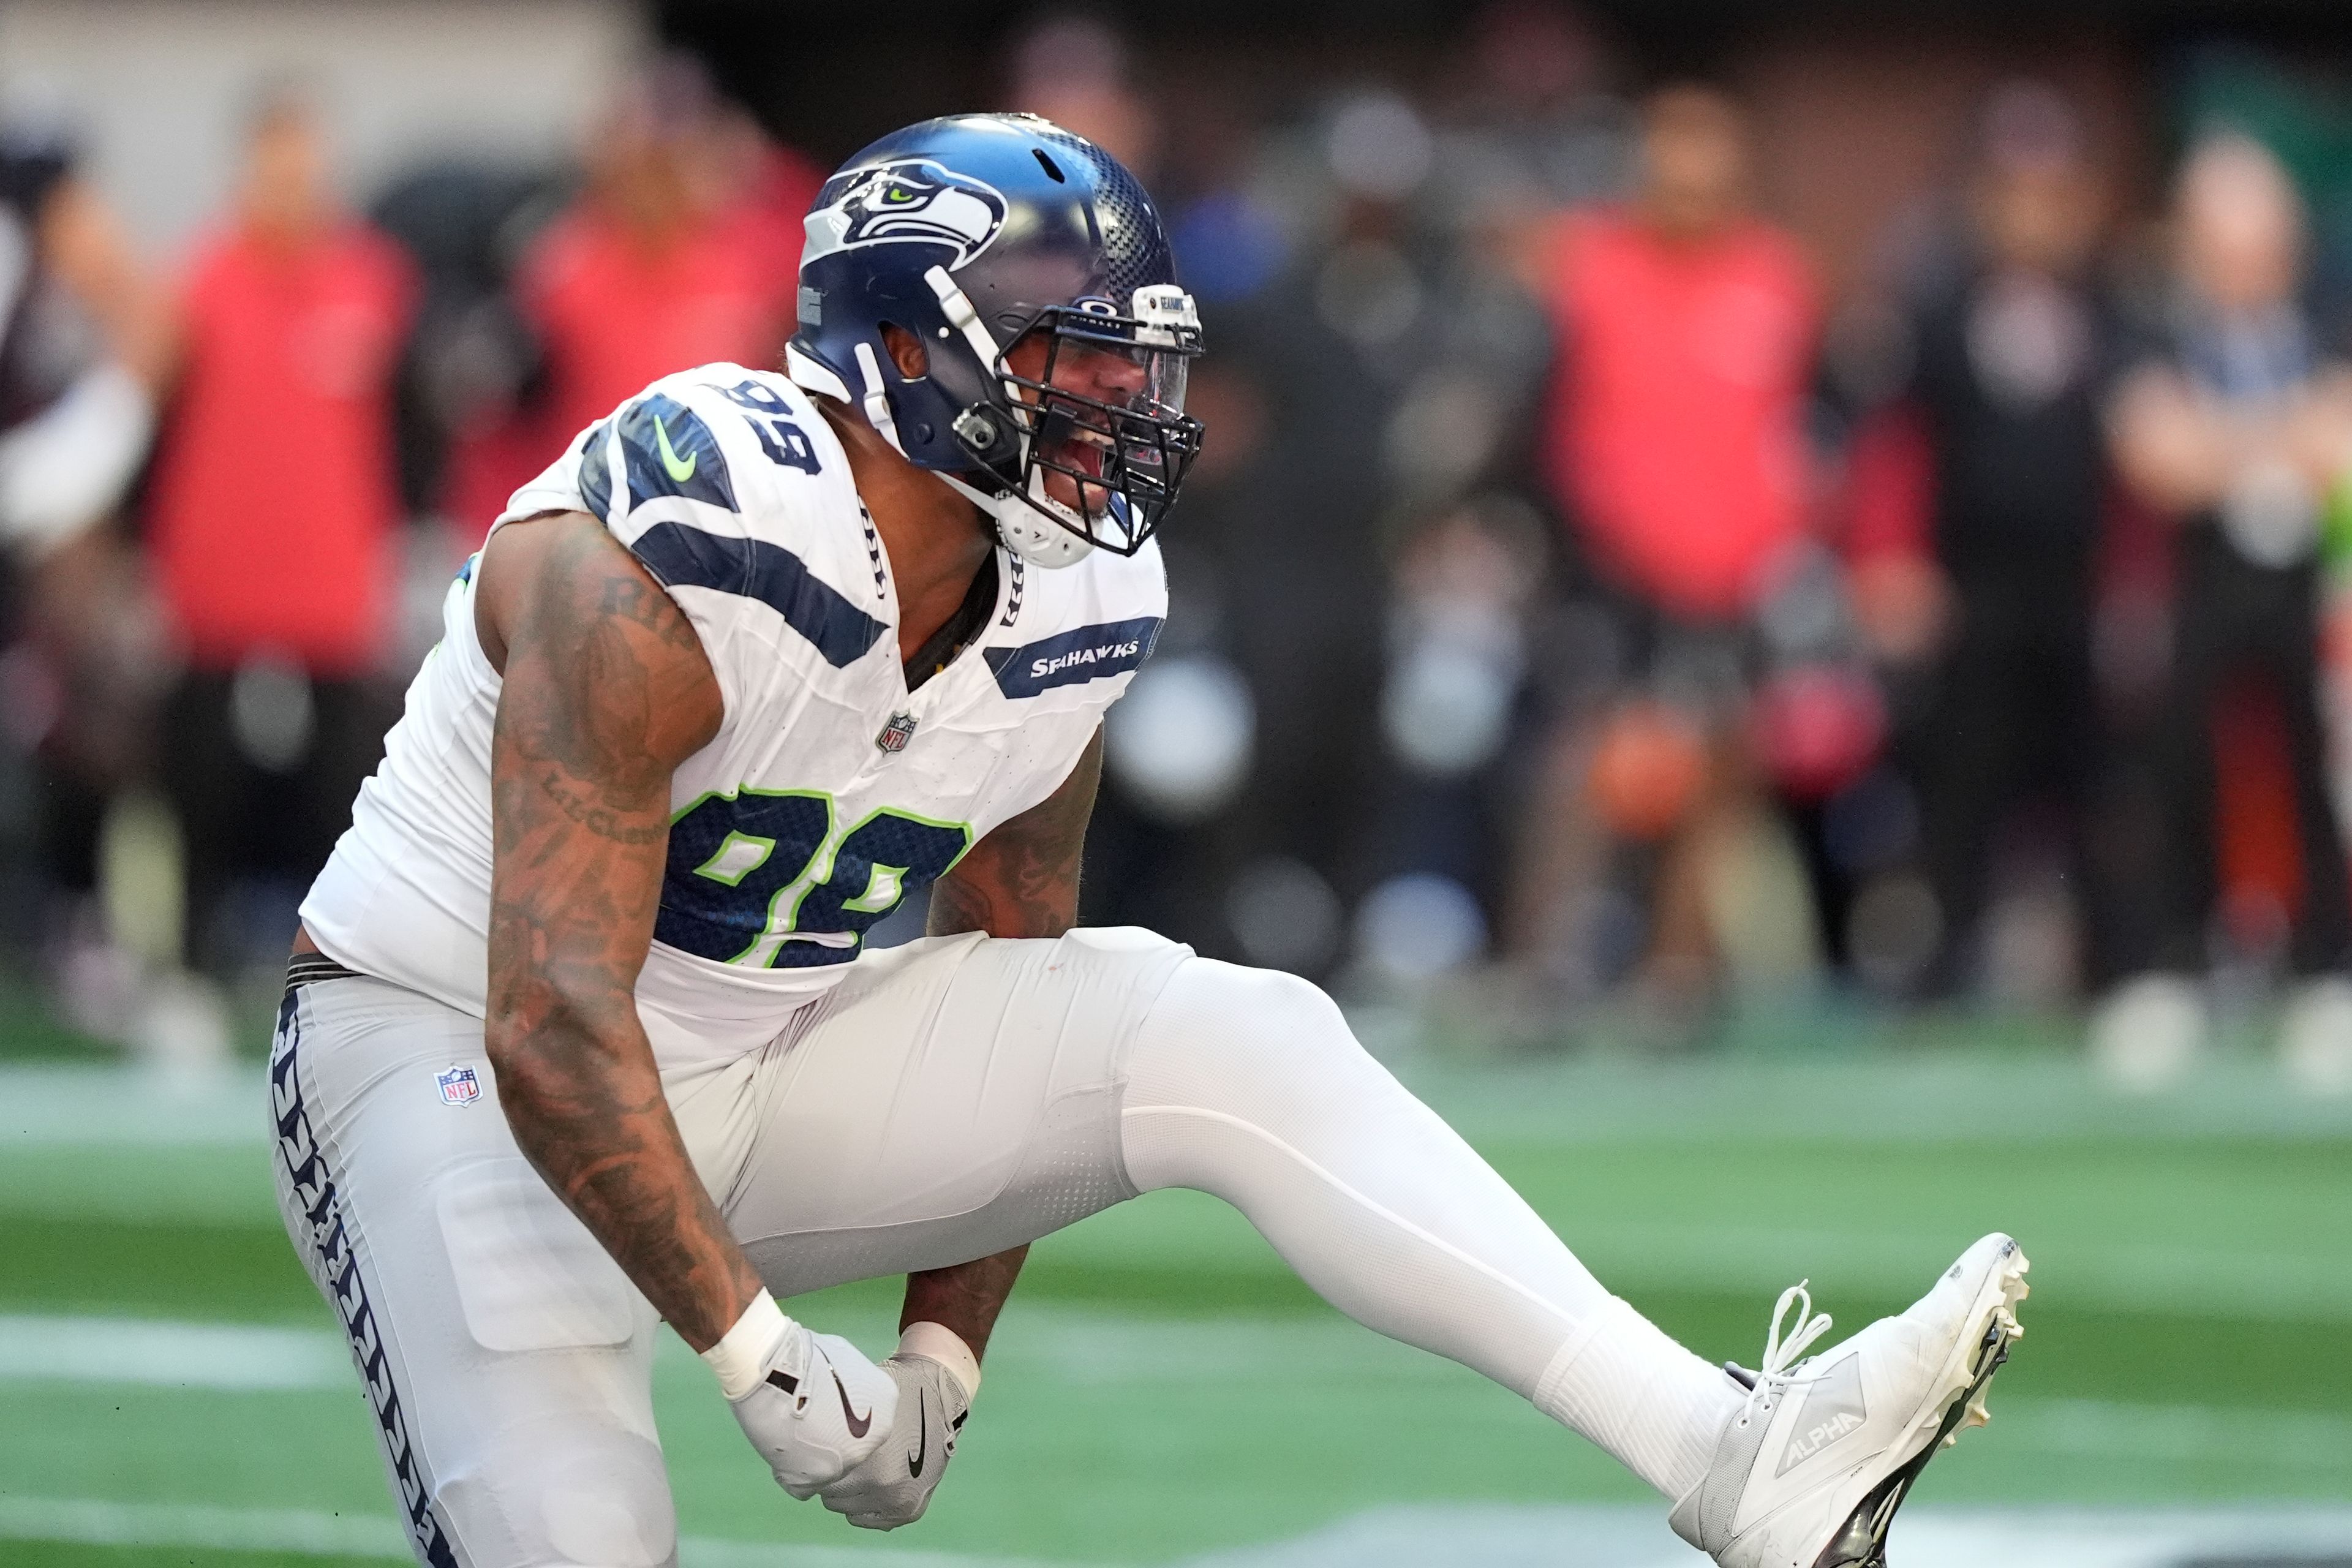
875 713 918 754
435 1065 482 1106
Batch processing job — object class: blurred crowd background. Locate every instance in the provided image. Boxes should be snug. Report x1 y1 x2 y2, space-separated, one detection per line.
4 0 2351 1085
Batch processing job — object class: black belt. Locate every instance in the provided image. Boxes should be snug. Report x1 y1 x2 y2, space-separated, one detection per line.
284 951 367 995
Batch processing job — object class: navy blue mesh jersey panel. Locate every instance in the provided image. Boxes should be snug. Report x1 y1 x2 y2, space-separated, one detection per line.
1031 122 1177 300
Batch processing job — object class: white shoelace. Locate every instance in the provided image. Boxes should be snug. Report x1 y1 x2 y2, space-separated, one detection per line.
1732 1281 1836 1431
1760 1281 1834 1380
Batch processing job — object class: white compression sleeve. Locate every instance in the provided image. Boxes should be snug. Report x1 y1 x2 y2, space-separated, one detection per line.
0 362 153 551
1117 957 1738 1501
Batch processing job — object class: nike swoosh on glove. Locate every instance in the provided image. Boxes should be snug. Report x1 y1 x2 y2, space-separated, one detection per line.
705 1291 898 1498
822 1338 975 1530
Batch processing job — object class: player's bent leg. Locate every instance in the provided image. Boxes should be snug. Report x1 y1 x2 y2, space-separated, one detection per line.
1115 957 1746 1501
1114 957 2029 1566
698 927 1191 1297
702 932 1738 1506
271 964 677 1568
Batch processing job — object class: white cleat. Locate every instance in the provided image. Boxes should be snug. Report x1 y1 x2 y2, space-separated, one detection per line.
1668 1234 2029 1568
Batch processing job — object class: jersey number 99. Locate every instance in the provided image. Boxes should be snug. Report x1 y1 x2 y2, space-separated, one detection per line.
655 789 971 967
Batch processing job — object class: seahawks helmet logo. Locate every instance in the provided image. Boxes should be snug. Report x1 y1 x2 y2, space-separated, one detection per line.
803 159 1009 271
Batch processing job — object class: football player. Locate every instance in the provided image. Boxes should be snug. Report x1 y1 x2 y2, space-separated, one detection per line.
273 114 2026 1568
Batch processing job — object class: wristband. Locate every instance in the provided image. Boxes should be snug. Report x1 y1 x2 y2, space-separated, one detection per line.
898 1320 981 1401
703 1289 793 1401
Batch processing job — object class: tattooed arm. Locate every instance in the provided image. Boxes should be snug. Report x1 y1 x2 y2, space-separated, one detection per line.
925 727 1101 943
899 729 1106 1355
478 510 762 1353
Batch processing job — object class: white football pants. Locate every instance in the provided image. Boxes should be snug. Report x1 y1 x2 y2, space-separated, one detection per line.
272 927 1726 1568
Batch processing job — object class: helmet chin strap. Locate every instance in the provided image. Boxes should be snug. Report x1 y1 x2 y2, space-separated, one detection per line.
851 341 908 458
938 469 1095 568
917 264 1097 568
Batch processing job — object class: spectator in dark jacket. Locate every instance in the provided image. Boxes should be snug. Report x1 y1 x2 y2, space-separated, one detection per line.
2100 132 2352 1088
1849 83 2119 1000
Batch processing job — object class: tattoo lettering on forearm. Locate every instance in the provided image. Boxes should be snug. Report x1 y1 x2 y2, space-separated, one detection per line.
484 514 754 1352
531 771 670 846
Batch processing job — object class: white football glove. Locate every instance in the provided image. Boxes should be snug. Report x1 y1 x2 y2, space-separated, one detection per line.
701 1291 897 1498
821 1322 981 1530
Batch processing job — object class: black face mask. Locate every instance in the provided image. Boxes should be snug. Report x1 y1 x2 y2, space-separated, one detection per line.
952 302 1206 557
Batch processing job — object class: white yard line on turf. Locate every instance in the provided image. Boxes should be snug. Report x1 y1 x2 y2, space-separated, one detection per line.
5 1497 2351 1568
1502 1220 2352 1324
0 1064 263 1146
11 1047 2352 1152
0 1313 351 1390
0 1497 410 1559
1191 1503 2352 1568
0 1496 1050 1567
10 1311 2351 1476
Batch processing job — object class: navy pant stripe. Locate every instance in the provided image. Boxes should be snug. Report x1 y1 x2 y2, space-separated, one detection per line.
271 995 462 1568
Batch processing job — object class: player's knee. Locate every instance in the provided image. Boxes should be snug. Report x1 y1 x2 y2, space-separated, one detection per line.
438 1426 677 1567
1225 962 1352 1056
1134 956 1374 1104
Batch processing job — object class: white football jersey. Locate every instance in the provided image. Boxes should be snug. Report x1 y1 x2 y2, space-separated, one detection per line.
301 364 1165 1065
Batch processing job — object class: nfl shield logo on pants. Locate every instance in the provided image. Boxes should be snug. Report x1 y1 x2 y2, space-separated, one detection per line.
436 1065 482 1106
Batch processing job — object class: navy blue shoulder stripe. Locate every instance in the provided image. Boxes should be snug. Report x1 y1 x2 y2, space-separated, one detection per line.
576 420 614 521
984 616 1163 698
618 393 737 514
628 521 886 669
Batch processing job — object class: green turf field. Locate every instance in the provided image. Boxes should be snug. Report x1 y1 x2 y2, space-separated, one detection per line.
2 1036 2348 1567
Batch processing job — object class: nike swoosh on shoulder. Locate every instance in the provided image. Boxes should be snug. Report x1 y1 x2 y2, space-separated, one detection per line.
832 1370 873 1438
654 415 698 482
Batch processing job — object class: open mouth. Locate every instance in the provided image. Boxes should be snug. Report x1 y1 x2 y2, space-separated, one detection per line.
981 293 1204 551
1035 405 1120 513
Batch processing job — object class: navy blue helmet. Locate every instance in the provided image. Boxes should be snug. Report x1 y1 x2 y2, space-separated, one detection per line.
786 113 1204 567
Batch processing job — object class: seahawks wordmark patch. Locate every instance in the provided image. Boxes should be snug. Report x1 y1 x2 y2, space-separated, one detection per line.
984 616 1163 698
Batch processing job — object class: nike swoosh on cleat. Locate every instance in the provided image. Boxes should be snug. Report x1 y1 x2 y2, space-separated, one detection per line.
908 1397 928 1477
654 415 698 482
832 1370 873 1438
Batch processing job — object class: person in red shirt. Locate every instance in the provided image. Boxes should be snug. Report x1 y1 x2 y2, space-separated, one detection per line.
1539 86 1817 620
438 59 820 532
1510 85 1834 1025
144 94 417 982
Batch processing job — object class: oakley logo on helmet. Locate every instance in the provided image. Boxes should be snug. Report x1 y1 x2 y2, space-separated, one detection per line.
804 159 1009 271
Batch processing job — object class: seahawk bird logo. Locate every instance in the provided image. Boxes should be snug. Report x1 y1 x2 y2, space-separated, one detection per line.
804 159 1009 271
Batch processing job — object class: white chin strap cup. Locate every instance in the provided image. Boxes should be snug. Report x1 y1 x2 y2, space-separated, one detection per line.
940 470 1094 568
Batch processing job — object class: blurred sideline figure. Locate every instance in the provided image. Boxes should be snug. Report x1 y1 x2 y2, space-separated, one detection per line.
440 56 818 531
1510 85 1829 1028
1002 12 1159 176
1031 20 1400 983
142 92 416 1036
1348 2 1634 995
1846 83 2118 1001
2101 132 2352 1086
0 126 166 551
0 119 170 1003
